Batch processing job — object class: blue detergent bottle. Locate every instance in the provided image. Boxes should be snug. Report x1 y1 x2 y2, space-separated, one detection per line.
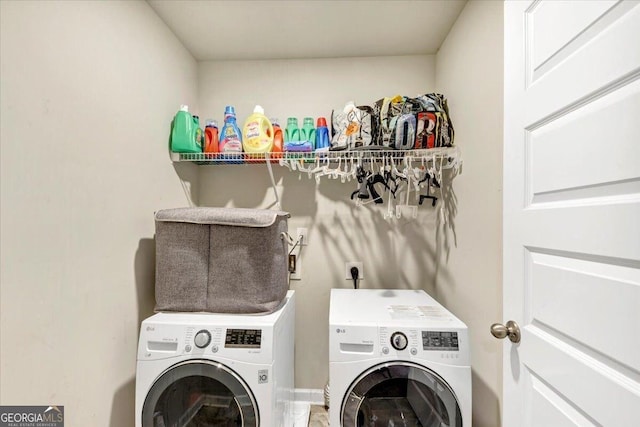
219 106 243 153
315 117 330 151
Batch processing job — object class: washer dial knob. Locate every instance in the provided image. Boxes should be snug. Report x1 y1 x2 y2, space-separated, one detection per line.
391 332 408 351
194 330 212 348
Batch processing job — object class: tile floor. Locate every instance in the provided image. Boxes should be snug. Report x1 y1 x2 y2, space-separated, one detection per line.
308 405 329 427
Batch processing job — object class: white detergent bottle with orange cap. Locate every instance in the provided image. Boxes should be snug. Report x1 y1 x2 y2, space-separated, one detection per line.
242 105 274 153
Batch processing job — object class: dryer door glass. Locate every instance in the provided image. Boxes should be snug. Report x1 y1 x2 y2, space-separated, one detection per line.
342 362 462 427
142 360 258 427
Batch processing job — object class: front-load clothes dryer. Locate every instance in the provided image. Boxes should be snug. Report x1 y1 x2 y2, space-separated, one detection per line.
330 289 471 427
135 291 295 427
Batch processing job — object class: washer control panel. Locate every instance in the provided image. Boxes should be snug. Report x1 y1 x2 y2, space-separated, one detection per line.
378 327 464 361
184 327 223 354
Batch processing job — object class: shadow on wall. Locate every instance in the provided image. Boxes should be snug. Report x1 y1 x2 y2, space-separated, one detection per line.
432 167 460 298
472 369 500 427
436 167 459 261
197 164 319 217
311 172 458 294
110 376 136 427
280 167 318 216
201 165 269 208
314 217 441 293
316 164 457 295
135 238 157 332
110 238 156 426
172 162 199 207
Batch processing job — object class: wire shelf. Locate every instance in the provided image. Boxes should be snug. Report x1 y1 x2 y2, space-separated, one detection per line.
170 146 461 168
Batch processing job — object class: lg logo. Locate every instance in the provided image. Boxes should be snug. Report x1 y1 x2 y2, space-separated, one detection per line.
258 370 269 384
336 328 346 334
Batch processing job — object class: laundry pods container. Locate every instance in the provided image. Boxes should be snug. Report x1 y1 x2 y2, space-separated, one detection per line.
154 207 290 314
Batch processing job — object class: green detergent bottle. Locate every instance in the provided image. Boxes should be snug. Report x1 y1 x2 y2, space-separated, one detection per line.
285 117 300 142
193 115 204 151
171 105 202 153
301 117 316 149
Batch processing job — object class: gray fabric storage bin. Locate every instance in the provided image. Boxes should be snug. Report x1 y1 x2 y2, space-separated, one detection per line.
155 207 290 314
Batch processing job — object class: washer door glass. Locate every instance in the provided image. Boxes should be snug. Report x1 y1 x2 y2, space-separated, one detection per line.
342 362 462 427
142 360 258 427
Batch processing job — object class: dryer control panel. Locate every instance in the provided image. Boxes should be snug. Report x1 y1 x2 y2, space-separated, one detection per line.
380 328 421 355
376 327 468 365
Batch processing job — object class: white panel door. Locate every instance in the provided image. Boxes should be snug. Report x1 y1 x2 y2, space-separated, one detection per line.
503 1 640 426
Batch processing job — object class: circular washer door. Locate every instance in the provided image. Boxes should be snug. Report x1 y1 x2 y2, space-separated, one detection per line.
142 359 258 427
342 361 463 427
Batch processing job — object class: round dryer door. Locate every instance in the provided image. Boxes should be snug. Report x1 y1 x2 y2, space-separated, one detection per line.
342 361 462 427
142 360 258 427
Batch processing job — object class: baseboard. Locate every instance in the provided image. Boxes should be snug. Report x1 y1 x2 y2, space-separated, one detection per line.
294 388 325 405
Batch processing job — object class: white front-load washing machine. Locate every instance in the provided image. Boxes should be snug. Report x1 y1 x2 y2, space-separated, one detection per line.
330 289 471 427
135 291 295 427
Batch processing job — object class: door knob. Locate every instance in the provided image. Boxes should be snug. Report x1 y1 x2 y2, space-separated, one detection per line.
490 320 521 343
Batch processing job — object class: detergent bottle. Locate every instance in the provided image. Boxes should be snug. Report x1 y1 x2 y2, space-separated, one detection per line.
242 105 274 153
301 117 316 150
315 117 330 151
271 118 284 154
285 117 300 142
218 106 243 153
171 105 201 153
204 119 219 153
193 115 204 150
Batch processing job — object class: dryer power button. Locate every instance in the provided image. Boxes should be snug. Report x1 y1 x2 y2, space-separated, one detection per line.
194 330 212 348
391 332 408 351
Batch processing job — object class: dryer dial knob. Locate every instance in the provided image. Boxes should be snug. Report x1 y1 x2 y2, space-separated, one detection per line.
194 330 212 348
391 332 408 351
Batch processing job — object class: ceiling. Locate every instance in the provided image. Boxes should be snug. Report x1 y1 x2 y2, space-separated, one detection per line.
147 0 467 61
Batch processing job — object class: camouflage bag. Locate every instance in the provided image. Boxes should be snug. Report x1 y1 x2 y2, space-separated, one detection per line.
373 93 455 149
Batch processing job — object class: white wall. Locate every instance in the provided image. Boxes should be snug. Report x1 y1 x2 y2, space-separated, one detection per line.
436 1 504 427
197 56 439 388
0 1 198 426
